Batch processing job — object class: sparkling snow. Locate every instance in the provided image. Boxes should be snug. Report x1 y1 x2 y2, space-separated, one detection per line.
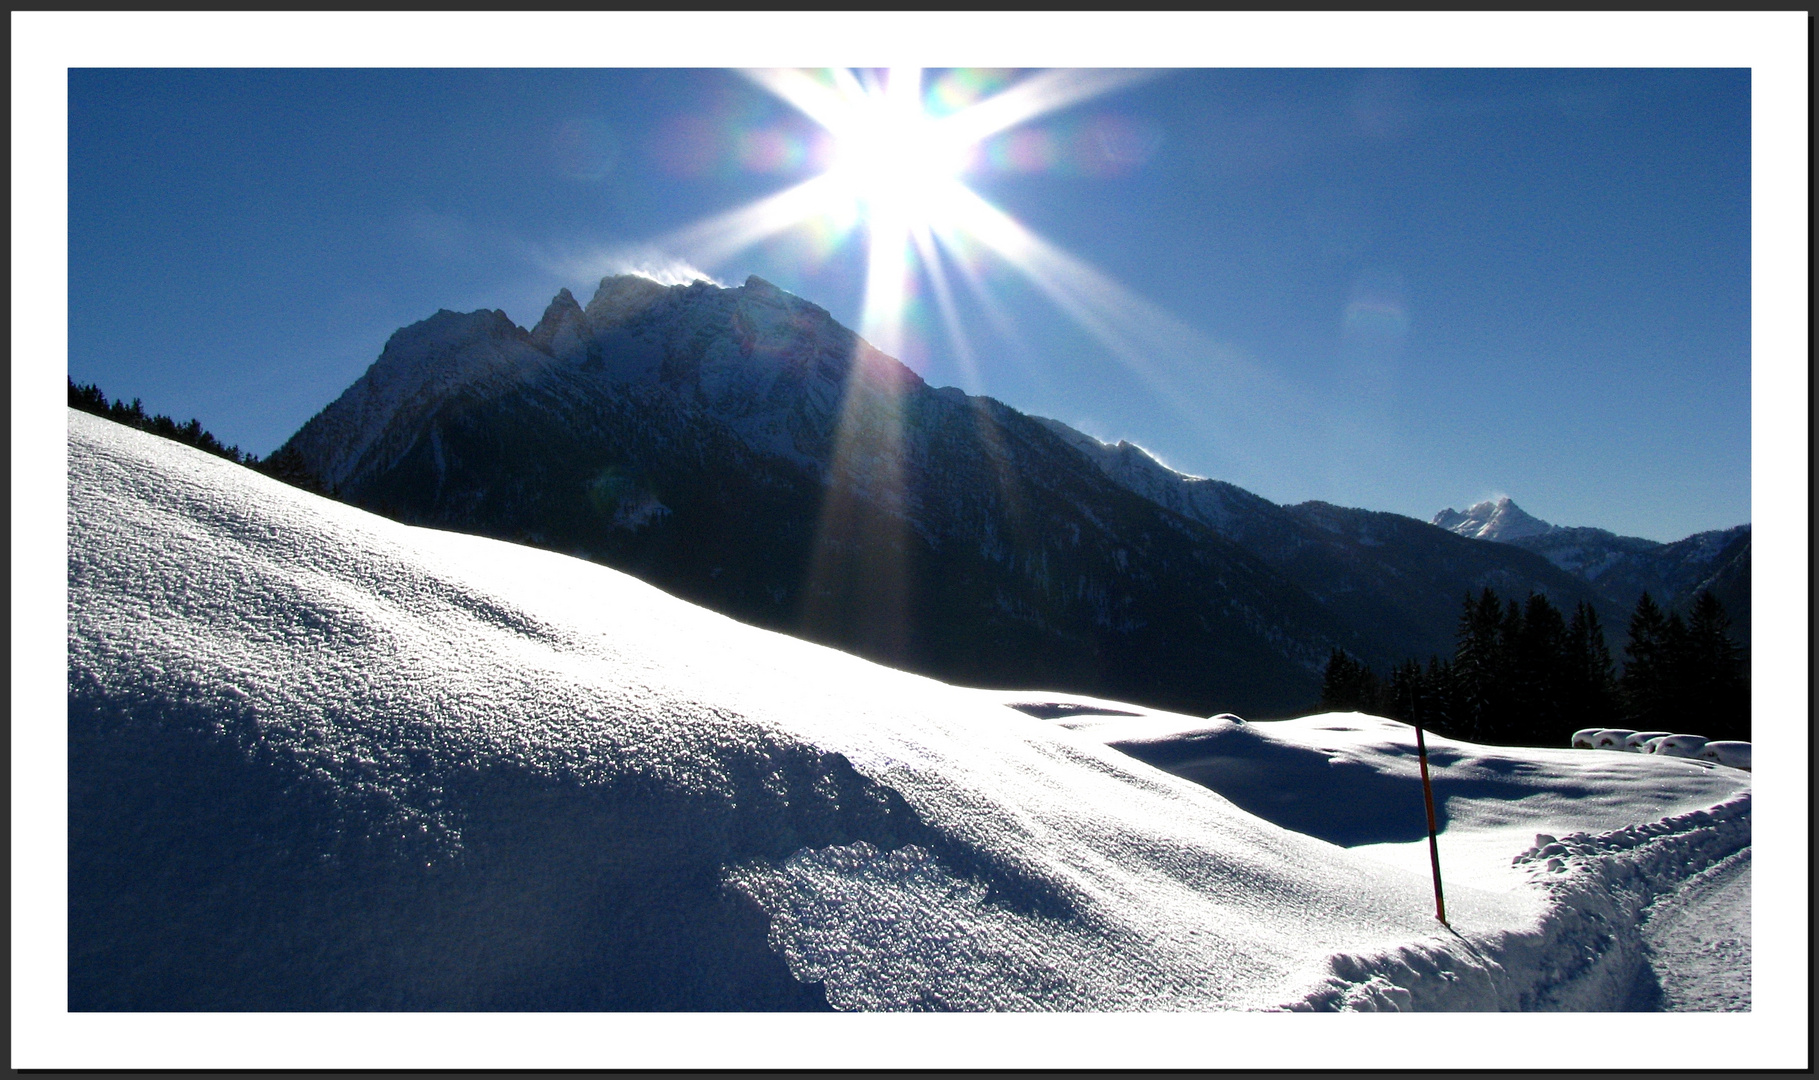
46 411 1790 1065
66 411 1757 1012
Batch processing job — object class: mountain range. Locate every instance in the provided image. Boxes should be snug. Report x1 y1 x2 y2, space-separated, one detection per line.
1432 497 1750 644
276 274 1744 715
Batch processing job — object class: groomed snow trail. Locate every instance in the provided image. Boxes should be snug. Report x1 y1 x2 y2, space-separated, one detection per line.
1058 708 1752 1010
1632 848 1750 1011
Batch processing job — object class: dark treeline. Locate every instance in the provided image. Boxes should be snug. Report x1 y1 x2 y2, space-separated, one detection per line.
69 378 328 494
1321 587 1748 746
69 379 249 463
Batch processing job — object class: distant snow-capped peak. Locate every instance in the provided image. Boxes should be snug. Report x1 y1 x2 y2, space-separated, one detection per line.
1430 497 1557 542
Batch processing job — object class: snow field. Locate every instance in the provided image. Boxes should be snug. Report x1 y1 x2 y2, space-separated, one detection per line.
65 412 1753 1014
67 413 1471 1010
1060 708 1748 1009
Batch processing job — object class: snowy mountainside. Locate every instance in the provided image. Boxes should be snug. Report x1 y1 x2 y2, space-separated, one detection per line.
1036 422 1612 663
66 412 1750 1013
1432 496 1559 542
284 308 556 492
280 275 1361 716
1030 417 1286 539
1431 497 1751 635
281 274 1633 709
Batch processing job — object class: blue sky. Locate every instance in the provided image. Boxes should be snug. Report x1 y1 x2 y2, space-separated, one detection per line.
68 65 1751 541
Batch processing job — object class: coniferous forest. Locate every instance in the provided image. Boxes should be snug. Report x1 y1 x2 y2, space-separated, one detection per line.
1320 586 1749 746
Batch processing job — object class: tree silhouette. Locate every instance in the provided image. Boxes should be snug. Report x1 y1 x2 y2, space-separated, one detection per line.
69 377 332 495
1620 592 1677 730
1560 601 1620 735
1682 591 1749 740
1320 648 1382 713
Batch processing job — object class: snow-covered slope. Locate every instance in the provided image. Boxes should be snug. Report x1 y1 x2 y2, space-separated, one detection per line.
67 411 1749 1012
1034 420 1610 664
1030 417 1285 539
1064 709 1748 1008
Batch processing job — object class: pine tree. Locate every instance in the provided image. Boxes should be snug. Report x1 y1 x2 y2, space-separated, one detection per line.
68 380 109 413
1320 648 1382 713
1453 588 1506 742
1562 601 1620 734
1684 591 1749 741
1424 655 1464 739
1621 592 1673 729
1512 592 1568 745
253 445 331 496
1383 658 1423 723
67 377 247 465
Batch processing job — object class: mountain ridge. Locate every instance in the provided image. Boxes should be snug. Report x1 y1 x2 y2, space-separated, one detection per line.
283 274 1362 716
1429 497 1750 638
278 273 1701 710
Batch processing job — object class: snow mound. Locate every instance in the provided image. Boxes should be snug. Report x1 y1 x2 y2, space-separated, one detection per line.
1701 741 1752 770
1656 734 1710 759
67 412 1751 1011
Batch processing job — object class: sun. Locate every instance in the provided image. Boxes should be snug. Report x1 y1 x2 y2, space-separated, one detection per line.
820 71 969 228
660 68 1175 370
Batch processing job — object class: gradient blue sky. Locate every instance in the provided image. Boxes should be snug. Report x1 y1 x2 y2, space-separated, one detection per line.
68 65 1751 541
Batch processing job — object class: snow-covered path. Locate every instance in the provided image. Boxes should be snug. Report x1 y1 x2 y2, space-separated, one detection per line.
1630 848 1751 1011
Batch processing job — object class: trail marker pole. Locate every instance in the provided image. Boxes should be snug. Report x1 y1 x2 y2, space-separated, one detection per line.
1413 720 1448 926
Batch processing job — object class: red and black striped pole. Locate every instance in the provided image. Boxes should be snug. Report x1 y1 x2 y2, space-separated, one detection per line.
1413 719 1448 926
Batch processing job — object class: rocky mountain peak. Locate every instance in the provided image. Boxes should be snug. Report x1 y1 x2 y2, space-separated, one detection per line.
584 273 676 330
1431 496 1556 542
529 287 586 356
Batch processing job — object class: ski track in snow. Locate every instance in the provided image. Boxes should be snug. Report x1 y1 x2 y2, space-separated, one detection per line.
66 411 1752 1011
1632 848 1751 1011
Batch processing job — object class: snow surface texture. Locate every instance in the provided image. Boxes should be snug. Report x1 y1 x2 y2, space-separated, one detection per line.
1632 848 1750 1011
68 412 1749 1011
1065 710 1749 1009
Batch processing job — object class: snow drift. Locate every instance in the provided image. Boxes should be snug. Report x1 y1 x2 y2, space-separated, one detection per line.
67 411 1748 1010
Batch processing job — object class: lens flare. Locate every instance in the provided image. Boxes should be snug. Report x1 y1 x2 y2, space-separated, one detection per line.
631 69 1281 662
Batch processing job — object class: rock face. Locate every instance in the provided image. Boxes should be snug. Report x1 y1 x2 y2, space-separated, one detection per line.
1430 498 1751 641
280 274 1611 713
